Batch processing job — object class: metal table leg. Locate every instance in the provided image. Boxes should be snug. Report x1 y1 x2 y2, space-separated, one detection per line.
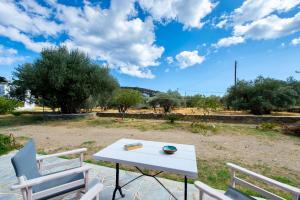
184 176 187 200
112 164 188 200
112 163 125 200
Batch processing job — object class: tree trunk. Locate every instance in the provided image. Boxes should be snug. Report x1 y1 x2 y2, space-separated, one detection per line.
61 103 77 114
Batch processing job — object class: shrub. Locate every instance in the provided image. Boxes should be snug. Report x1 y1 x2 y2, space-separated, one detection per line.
11 111 22 116
257 122 279 131
282 122 300 136
0 134 20 155
0 97 22 114
190 122 217 133
166 115 179 123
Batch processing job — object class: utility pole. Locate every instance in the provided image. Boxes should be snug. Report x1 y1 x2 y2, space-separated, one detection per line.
234 60 237 86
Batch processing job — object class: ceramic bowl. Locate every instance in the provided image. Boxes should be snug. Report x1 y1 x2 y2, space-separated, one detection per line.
162 145 177 154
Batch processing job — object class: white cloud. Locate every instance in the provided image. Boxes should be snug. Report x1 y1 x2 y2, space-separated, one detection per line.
0 25 54 52
138 0 215 29
215 19 228 28
165 68 170 73
166 56 174 64
175 50 204 69
215 0 300 48
215 36 245 48
56 0 164 78
291 37 300 45
0 0 62 37
234 13 300 40
0 0 165 78
0 45 25 65
19 0 52 17
232 0 300 24
119 66 155 79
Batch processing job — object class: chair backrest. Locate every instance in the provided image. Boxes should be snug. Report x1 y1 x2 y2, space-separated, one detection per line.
225 186 256 200
227 163 300 200
11 139 41 180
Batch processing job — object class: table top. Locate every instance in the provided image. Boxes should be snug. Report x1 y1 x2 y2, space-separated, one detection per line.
93 138 198 178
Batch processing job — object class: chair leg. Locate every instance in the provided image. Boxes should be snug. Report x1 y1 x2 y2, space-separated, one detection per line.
76 190 82 198
21 188 27 200
84 171 89 193
199 191 204 200
27 187 33 200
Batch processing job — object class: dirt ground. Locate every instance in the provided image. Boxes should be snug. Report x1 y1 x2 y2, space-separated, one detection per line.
2 119 300 175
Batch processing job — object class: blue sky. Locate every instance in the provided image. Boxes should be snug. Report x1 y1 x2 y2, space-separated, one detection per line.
0 0 300 95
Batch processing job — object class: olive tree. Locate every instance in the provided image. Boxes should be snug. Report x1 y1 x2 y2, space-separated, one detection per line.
113 89 142 113
11 46 119 113
224 76 299 115
148 90 181 113
196 95 221 115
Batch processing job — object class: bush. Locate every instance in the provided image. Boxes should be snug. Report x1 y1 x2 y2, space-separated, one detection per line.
190 122 217 133
0 134 20 155
0 97 22 114
11 111 22 116
166 115 179 123
282 122 300 136
257 122 279 131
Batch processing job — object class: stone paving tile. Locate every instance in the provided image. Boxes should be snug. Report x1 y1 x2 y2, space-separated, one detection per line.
0 151 215 200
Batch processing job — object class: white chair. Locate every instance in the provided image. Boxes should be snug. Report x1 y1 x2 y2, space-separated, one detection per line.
11 139 91 200
80 182 103 200
195 163 300 200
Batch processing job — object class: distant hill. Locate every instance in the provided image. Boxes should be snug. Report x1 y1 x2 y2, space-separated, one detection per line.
0 76 8 83
121 86 160 97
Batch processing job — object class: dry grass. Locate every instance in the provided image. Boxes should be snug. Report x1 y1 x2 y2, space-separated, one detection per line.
28 106 300 116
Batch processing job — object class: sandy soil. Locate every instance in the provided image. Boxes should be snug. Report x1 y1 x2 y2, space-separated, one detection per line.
2 122 300 174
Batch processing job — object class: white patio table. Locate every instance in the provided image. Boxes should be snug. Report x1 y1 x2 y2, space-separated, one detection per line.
93 138 198 200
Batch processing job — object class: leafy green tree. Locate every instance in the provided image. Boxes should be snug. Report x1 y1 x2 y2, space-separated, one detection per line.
147 96 160 112
196 95 221 115
225 76 299 115
11 46 118 113
0 97 23 114
286 77 300 105
186 95 202 107
113 89 142 113
149 90 181 113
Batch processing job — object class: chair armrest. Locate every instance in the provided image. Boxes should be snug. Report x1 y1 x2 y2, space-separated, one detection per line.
36 148 87 161
11 165 91 190
194 181 232 200
80 183 103 200
226 163 300 196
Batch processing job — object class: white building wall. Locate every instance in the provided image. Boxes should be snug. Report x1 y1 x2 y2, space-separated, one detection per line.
0 83 9 96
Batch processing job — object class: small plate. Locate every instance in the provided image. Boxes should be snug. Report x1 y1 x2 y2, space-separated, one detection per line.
163 145 177 154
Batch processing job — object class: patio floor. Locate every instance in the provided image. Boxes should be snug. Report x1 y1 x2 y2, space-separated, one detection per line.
0 151 215 200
